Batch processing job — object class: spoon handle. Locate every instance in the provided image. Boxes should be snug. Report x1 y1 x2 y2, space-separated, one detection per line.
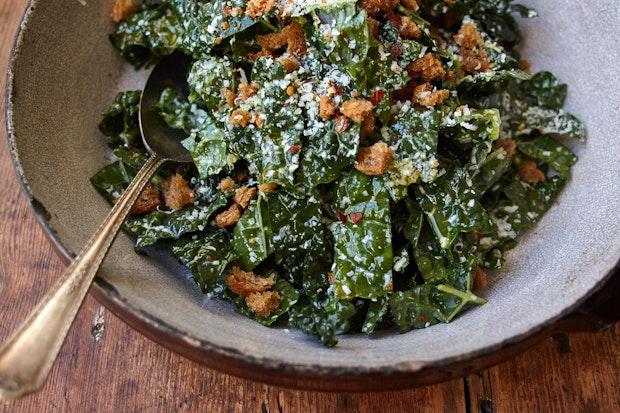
0 154 166 399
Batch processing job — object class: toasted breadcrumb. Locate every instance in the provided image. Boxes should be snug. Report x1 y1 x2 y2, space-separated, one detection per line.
367 17 380 36
408 54 446 82
215 204 243 228
354 142 394 176
319 96 336 120
111 0 137 23
258 183 279 193
248 49 275 61
245 291 281 317
340 98 373 123
277 55 300 73
518 160 545 184
454 23 482 49
389 15 422 40
495 138 517 157
237 82 259 102
163 174 195 211
334 115 351 133
219 177 236 192
473 267 488 290
327 271 336 284
245 0 276 17
230 109 252 127
234 186 258 209
519 59 531 73
257 21 307 57
223 88 235 108
130 183 160 216
454 23 493 74
226 267 275 297
460 48 493 74
360 112 376 140
401 0 419 10
413 83 450 107
359 0 399 16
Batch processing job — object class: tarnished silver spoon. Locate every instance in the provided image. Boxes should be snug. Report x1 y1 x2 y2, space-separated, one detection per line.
0 52 193 399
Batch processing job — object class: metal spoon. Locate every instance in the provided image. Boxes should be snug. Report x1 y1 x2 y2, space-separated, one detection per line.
0 52 193 399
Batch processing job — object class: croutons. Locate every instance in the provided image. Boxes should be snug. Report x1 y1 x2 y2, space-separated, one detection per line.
219 177 236 192
518 160 545 184
495 138 517 157
111 0 137 23
245 291 281 317
354 142 394 176
319 96 336 120
222 88 235 107
473 266 488 290
237 82 259 102
234 186 258 209
413 83 450 108
358 0 399 16
257 21 308 57
163 174 195 211
130 183 161 216
454 23 482 49
215 204 243 228
454 23 493 74
258 183 279 193
226 267 275 297
401 0 419 11
389 15 422 40
230 109 252 127
278 55 301 73
360 112 376 140
340 98 374 123
245 0 276 18
460 48 493 74
407 54 446 83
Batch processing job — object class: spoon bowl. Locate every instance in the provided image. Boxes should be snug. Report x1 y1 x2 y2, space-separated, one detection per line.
140 51 194 163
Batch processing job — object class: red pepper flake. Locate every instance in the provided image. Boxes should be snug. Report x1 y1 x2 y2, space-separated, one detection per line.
370 89 385 106
336 212 347 224
349 212 364 224
334 85 344 96
418 314 425 321
474 232 483 240
288 144 301 154
334 115 351 133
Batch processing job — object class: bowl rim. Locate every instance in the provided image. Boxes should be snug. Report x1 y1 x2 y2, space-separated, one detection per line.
4 0 619 391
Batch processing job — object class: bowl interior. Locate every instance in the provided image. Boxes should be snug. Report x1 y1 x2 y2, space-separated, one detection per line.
7 0 620 373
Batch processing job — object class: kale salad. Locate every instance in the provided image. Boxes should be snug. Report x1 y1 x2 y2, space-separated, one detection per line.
94 0 585 346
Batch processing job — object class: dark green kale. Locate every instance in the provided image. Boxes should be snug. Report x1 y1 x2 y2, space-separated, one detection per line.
330 172 393 300
110 4 182 68
172 230 236 294
289 296 357 347
99 91 142 148
96 0 585 346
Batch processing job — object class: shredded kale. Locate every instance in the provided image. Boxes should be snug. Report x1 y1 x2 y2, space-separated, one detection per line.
93 0 586 346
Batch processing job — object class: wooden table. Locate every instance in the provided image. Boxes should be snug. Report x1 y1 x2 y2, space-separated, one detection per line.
1 3 618 412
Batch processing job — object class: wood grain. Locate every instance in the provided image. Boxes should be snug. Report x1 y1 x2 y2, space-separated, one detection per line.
0 2 617 412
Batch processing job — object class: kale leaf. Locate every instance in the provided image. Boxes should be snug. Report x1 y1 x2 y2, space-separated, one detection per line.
172 230 236 294
330 172 393 300
99 91 142 148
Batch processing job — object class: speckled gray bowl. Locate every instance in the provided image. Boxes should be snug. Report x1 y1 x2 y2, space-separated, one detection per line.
6 0 620 391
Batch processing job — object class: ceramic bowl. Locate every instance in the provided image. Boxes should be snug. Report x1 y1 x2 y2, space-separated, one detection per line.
6 0 620 391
